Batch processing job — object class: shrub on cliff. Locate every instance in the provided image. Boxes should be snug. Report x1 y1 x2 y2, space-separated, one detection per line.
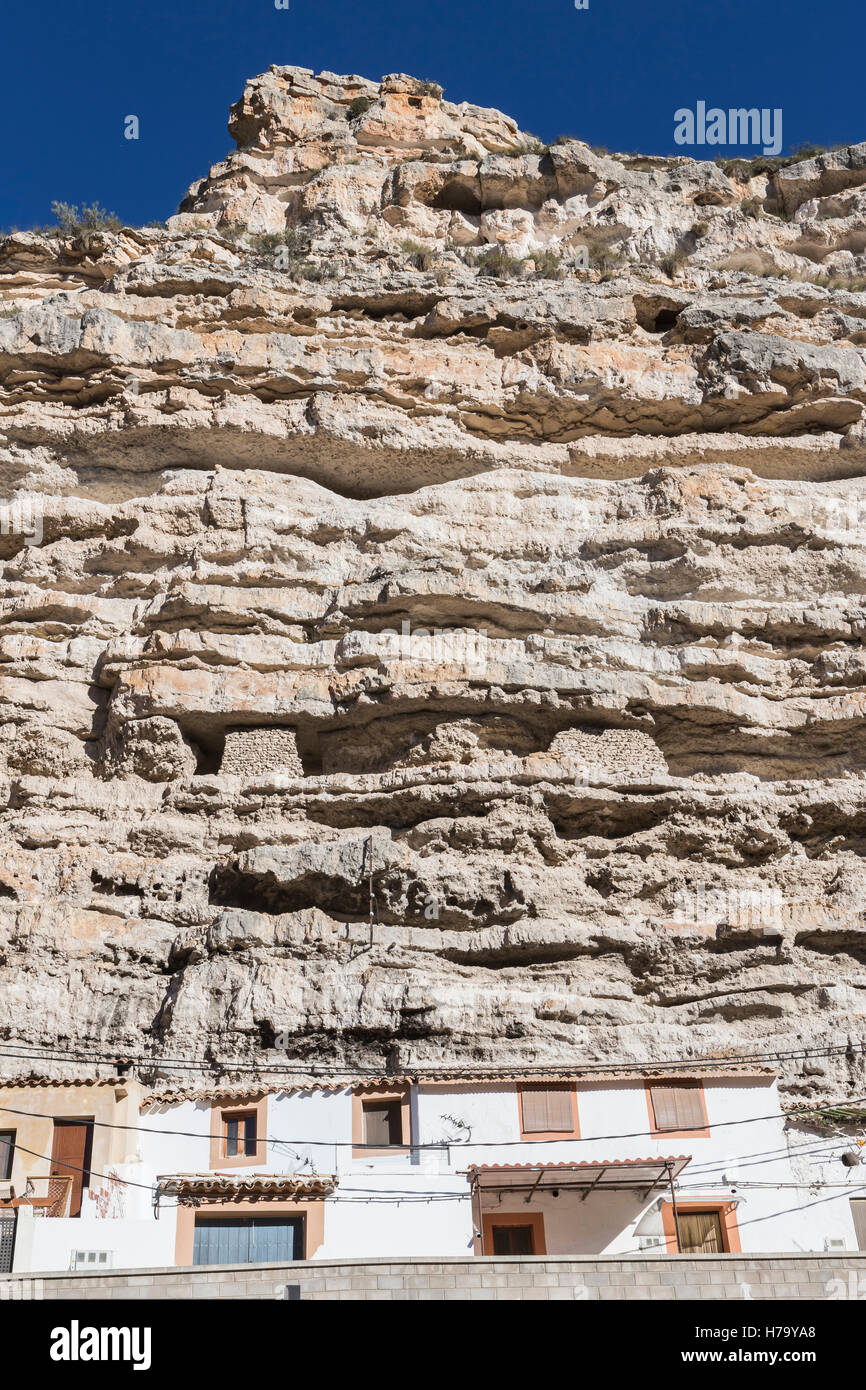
466 246 526 278
43 201 122 237
399 238 438 271
347 95 375 120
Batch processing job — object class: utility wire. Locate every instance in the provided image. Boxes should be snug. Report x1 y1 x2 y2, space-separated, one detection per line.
0 1038 864 1076
2 1093 863 1152
7 1138 863 1212
2 1139 472 1204
4 1140 157 1196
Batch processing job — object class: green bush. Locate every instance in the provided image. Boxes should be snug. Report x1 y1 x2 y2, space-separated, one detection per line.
347 95 375 120
510 135 547 156
464 246 566 281
245 226 313 256
658 247 689 278
399 238 437 271
45 201 122 237
589 241 626 280
720 143 844 181
531 248 564 279
741 196 764 220
467 246 526 278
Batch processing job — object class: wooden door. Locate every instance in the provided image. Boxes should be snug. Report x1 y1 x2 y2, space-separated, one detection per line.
679 1210 724 1253
192 1217 304 1266
50 1120 93 1217
491 1224 536 1256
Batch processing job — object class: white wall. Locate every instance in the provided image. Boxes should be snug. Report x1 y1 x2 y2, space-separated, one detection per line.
10 1077 855 1270
784 1123 866 1252
317 1179 473 1259
13 1206 174 1274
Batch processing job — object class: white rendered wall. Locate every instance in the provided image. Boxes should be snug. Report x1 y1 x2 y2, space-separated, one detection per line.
9 1078 857 1270
12 1206 174 1274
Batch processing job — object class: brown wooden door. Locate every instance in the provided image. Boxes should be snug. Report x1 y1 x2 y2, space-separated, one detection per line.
679 1210 724 1253
492 1224 535 1256
50 1121 93 1217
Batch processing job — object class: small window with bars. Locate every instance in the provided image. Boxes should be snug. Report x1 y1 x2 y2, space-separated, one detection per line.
222 1111 258 1158
518 1087 578 1137
648 1084 708 1134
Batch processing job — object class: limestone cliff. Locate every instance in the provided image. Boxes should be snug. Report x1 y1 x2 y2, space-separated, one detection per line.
1 67 866 1096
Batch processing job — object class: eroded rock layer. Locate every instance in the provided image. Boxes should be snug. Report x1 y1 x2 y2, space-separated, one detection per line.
1 68 866 1095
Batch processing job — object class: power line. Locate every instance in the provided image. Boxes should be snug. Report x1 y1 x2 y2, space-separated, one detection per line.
2 1139 474 1205
2 1093 862 1152
1 1038 864 1077
5 1139 156 1197
7 1139 863 1216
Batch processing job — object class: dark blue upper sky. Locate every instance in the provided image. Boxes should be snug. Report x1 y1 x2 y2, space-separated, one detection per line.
1 0 862 232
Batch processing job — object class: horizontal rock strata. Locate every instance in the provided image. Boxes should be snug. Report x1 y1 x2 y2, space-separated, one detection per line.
1 68 865 1096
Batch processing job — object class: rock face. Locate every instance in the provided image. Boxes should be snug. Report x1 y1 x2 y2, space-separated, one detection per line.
1 67 865 1095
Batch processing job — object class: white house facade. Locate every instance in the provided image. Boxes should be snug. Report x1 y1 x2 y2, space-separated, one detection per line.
1 1066 865 1274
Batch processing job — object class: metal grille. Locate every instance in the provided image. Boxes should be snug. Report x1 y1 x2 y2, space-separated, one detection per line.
0 1213 16 1273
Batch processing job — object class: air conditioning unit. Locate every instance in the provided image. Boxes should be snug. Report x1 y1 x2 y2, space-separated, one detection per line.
70 1250 112 1270
824 1238 848 1251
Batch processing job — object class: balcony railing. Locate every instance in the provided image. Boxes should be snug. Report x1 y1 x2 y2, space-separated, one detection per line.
22 1176 74 1218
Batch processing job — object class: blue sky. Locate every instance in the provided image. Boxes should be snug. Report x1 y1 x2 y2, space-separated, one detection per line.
1 0 862 231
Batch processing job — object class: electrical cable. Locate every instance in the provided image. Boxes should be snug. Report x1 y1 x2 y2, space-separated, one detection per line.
1 1038 864 1076
1 1093 863 1152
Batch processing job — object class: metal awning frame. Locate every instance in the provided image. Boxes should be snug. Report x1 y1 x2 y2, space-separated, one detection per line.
467 1156 691 1200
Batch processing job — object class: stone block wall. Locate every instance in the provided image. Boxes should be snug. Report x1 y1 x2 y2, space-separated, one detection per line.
5 1253 864 1301
549 728 668 779
221 727 303 778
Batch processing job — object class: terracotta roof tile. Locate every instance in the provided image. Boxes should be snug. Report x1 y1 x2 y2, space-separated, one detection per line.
139 1064 776 1108
156 1172 337 1199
